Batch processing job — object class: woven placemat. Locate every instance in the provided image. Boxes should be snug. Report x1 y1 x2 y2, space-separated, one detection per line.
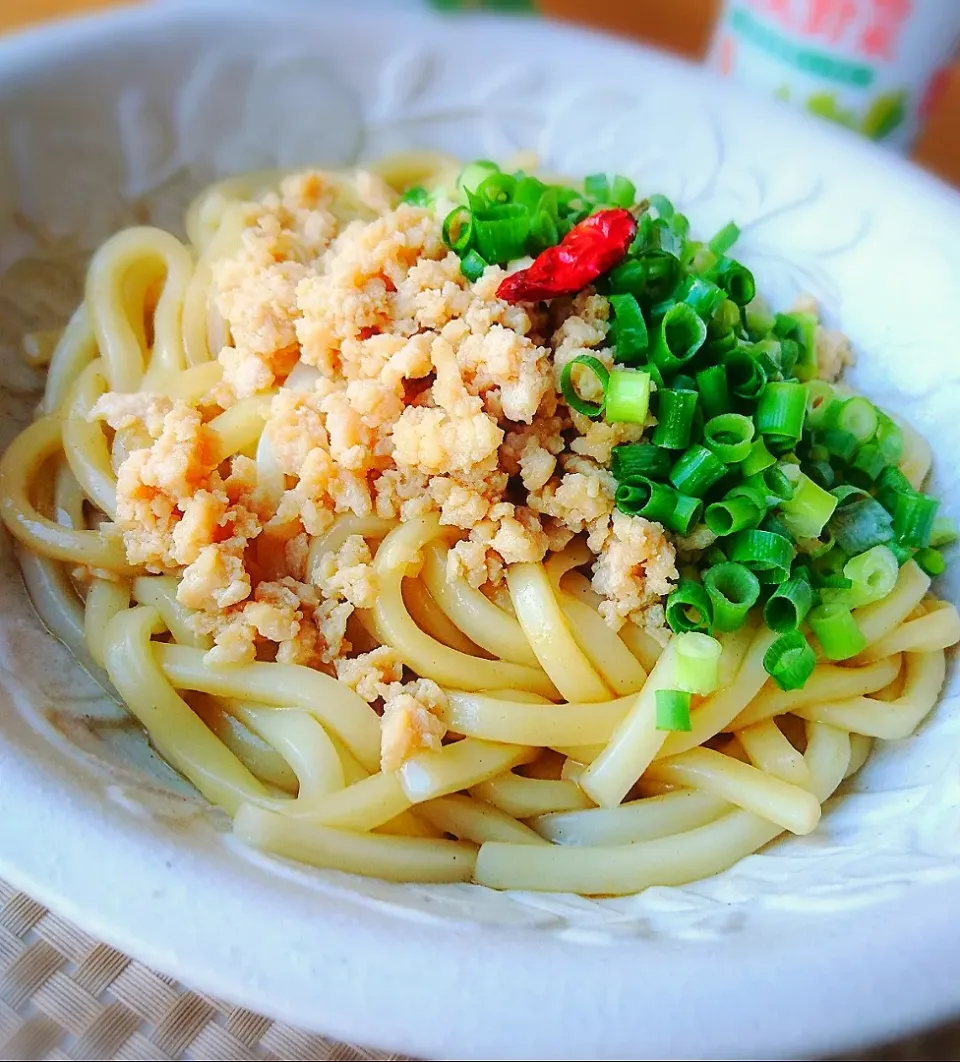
0 874 956 1062
0 879 404 1062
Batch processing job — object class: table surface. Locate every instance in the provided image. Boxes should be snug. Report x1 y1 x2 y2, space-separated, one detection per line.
2 0 959 186
2 2 960 1061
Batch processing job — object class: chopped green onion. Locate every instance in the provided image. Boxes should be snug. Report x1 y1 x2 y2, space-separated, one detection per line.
686 243 717 275
763 631 816 691
605 370 652 425
401 185 431 206
843 545 899 608
703 413 754 464
652 388 699 449
746 466 795 506
725 481 770 517
665 580 713 635
703 545 728 569
513 175 547 213
695 364 731 419
681 275 726 320
874 412 904 464
829 496 894 555
775 312 818 381
457 160 500 201
764 572 816 633
744 295 776 338
915 546 946 576
460 250 488 282
808 603 866 661
670 445 728 498
702 562 761 632
893 490 939 549
714 298 742 332
674 632 723 694
584 173 610 202
805 381 836 430
655 689 692 732
611 175 637 209
621 490 702 536
875 464 913 512
888 541 914 566
749 337 783 378
609 293 649 364
614 478 677 523
528 209 559 253
473 205 530 263
811 544 850 580
835 397 878 443
560 355 609 419
756 382 807 444
442 206 475 254
760 511 794 541
930 515 958 548
821 428 859 464
476 172 517 206
670 493 705 536
724 350 767 401
708 221 740 256
648 193 674 219
795 520 835 555
779 472 838 539
807 460 836 490
729 529 796 580
741 438 777 477
846 443 888 488
611 443 671 483
609 251 681 306
650 303 708 376
705 495 763 536
717 260 756 307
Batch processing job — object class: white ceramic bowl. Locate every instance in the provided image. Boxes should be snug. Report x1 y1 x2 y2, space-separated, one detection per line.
0 3 959 1059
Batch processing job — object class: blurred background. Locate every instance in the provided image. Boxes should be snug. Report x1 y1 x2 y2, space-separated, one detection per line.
3 0 958 186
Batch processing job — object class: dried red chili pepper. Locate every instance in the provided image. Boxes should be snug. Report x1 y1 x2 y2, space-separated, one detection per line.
496 208 638 304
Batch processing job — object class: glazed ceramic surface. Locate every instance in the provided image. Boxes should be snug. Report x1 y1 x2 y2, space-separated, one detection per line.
0 3 958 1059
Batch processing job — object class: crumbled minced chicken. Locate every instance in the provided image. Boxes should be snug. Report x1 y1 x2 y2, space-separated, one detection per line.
379 680 448 773
98 168 691 768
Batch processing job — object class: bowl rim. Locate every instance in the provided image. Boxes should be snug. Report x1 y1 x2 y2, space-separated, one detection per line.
1 3 960 1060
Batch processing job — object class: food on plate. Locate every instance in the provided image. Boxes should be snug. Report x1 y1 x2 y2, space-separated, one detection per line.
1 154 956 895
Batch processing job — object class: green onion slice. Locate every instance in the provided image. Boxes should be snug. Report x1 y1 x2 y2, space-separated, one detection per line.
609 293 649 364
729 529 796 579
696 364 731 419
808 602 867 661
665 580 714 635
702 562 761 632
763 572 816 633
675 632 723 695
560 355 609 419
652 388 699 449
611 443 672 483
460 250 488 282
842 544 899 607
703 413 754 464
605 370 652 425
669 445 728 498
763 631 816 691
655 689 693 732
442 206 475 254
